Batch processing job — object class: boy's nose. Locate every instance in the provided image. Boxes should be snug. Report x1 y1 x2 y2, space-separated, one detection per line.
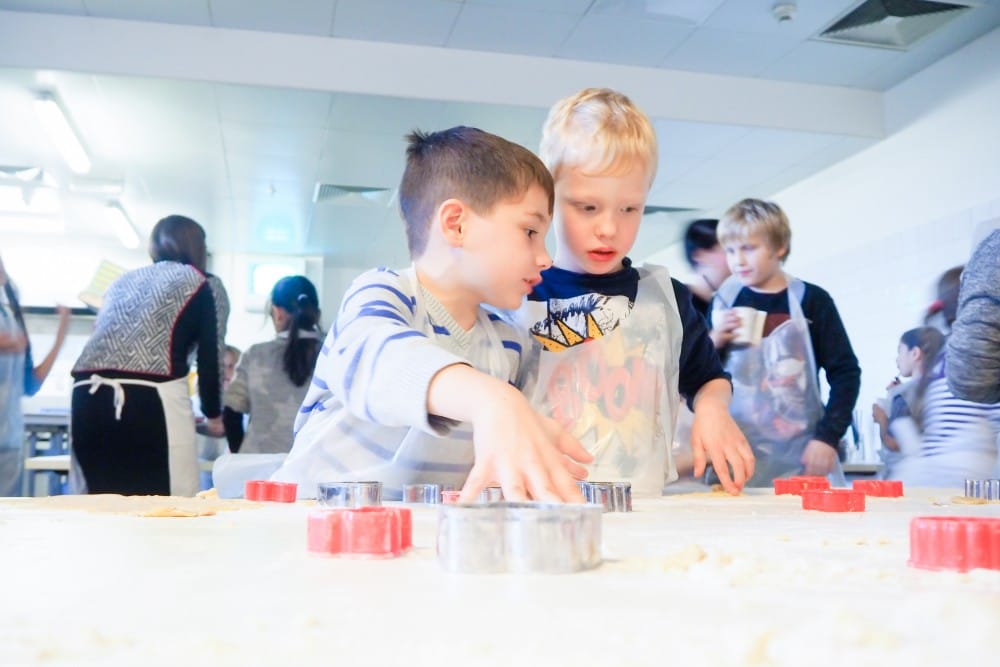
538 247 553 270
595 212 616 238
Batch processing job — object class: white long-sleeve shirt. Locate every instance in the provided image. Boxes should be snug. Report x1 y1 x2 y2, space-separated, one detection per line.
271 267 532 498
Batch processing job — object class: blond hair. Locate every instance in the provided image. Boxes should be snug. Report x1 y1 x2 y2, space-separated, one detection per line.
539 88 657 183
718 198 792 261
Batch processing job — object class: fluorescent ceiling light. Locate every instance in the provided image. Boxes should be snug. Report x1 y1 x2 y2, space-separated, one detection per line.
0 184 60 214
0 215 65 234
106 201 140 249
34 92 92 174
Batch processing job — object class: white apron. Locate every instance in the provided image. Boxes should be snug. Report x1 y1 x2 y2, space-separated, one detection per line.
713 274 838 486
72 374 200 496
0 304 25 497
524 265 682 497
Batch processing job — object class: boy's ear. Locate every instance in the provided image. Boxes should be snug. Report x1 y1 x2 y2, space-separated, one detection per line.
437 198 467 248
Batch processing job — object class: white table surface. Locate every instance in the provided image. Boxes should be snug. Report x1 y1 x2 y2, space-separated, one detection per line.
1 489 998 666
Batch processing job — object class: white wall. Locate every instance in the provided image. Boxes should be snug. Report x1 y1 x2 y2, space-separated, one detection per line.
775 28 1000 423
643 28 1000 450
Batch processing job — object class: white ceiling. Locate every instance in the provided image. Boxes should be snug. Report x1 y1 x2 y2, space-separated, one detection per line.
1 0 999 269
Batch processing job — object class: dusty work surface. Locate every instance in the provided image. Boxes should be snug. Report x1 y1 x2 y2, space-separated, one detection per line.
1 489 997 666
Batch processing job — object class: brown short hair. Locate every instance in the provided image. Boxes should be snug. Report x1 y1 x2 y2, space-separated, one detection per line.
399 126 554 258
718 198 792 261
149 215 208 272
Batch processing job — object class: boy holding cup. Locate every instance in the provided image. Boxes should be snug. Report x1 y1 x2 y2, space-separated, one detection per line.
709 199 860 485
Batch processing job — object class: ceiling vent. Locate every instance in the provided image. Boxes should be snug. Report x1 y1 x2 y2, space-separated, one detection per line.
313 183 394 207
815 0 973 50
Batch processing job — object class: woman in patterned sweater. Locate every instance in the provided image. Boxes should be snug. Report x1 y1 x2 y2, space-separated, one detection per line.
71 215 228 496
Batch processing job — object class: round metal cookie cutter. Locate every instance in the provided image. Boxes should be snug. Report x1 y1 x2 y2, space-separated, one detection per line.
965 478 1000 501
436 502 602 574
403 483 443 504
317 481 383 508
578 481 632 512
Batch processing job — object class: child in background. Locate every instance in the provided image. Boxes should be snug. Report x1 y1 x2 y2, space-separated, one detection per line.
884 268 1000 486
272 126 591 501
517 88 753 495
710 198 861 485
224 276 322 454
872 327 943 468
683 218 731 318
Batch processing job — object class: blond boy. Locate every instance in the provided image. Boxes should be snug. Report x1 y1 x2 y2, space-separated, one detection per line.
517 89 754 494
273 127 591 501
710 198 860 484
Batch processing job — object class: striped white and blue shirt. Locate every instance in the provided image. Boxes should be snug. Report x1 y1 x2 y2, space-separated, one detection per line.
272 267 532 498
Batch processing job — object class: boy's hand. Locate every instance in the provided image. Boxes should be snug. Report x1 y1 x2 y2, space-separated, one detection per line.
459 384 591 504
709 310 741 349
801 439 837 475
427 363 591 503
871 403 888 427
690 380 754 494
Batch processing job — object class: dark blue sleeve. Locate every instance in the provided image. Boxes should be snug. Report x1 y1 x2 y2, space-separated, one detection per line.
673 279 730 407
23 347 42 397
803 284 861 447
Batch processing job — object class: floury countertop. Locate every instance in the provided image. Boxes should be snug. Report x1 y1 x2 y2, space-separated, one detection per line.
1 489 998 666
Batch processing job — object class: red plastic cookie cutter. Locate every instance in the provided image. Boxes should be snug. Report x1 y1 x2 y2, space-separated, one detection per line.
774 476 831 496
801 488 866 512
909 516 1000 572
852 479 904 497
441 490 462 504
307 507 413 558
245 480 298 503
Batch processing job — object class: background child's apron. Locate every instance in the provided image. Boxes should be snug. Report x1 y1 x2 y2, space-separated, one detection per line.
713 274 840 486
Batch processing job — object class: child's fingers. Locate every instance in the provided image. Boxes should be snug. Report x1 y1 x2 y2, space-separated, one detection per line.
561 457 589 480
537 440 587 502
544 418 594 464
711 456 739 495
738 440 755 482
459 464 492 502
692 441 708 479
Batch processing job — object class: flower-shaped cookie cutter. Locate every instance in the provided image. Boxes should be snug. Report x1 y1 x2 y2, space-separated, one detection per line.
307 506 413 558
245 480 297 503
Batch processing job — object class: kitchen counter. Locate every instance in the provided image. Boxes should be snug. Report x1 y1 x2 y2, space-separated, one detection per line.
1 489 997 666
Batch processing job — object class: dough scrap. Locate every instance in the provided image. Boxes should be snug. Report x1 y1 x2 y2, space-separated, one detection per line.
2 493 256 517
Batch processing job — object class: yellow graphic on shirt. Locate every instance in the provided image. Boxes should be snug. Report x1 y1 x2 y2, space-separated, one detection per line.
533 312 604 351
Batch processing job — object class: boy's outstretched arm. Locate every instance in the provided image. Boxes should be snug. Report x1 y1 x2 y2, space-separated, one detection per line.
689 378 755 494
428 363 592 503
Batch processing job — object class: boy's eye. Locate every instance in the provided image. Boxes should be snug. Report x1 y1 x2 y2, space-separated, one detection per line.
621 206 639 214
525 229 537 238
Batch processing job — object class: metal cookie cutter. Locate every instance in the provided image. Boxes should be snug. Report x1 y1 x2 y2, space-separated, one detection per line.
964 479 1000 501
436 502 602 574
579 481 632 512
317 481 383 508
403 483 442 504
478 486 503 503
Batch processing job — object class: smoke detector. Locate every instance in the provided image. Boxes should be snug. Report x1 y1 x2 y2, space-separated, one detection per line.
772 2 797 23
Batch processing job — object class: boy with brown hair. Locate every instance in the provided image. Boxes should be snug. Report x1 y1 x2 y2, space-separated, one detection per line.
273 126 591 501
